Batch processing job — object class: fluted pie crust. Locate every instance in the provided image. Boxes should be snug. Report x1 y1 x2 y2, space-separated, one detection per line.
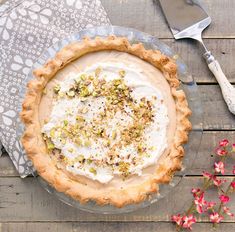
20 36 192 207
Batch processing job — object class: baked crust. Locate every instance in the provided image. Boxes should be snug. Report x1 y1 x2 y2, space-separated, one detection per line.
20 36 192 207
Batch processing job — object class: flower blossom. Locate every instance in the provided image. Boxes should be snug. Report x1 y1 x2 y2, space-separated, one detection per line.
210 212 223 223
233 166 235 175
223 206 234 217
219 139 229 147
171 214 183 226
219 195 230 204
214 161 225 174
232 144 235 152
231 181 235 189
191 188 201 197
206 201 216 210
182 215 196 230
194 192 207 214
215 148 227 156
202 171 213 179
212 176 226 187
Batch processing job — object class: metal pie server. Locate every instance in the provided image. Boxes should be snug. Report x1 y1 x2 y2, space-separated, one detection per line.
159 0 235 114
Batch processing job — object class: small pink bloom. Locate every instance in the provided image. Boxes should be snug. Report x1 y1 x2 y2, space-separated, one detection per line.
231 181 235 189
219 195 230 204
219 139 229 147
215 148 228 156
203 171 213 179
223 207 234 217
212 176 226 187
232 144 235 152
194 192 207 214
206 201 216 210
182 215 196 230
191 188 201 197
171 214 183 226
210 212 223 223
214 161 225 174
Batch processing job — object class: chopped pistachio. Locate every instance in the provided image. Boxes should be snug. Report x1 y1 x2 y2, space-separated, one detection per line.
42 88 47 95
95 67 102 77
53 84 61 94
103 139 110 147
87 159 92 164
80 74 86 80
58 92 64 97
139 101 145 107
119 70 126 77
77 155 84 162
89 167 97 175
63 120 68 126
75 78 81 84
68 148 74 153
112 130 117 140
84 140 91 147
80 87 89 97
93 79 99 86
46 140 55 150
67 90 75 97
112 99 119 105
81 107 88 114
92 91 98 97
76 115 84 122
50 128 55 138
74 137 82 146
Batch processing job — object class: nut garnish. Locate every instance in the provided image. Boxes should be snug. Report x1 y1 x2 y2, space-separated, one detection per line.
44 66 161 179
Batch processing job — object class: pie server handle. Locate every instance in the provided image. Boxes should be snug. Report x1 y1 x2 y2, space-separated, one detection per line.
203 51 235 115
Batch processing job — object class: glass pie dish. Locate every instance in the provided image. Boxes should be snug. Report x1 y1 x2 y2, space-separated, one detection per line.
17 25 203 214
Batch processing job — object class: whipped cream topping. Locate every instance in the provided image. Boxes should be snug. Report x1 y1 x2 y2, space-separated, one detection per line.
42 62 169 184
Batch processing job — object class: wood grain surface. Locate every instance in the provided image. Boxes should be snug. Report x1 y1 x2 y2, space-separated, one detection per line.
0 0 235 231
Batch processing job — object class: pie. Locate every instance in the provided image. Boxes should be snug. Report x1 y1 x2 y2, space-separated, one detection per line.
21 36 191 207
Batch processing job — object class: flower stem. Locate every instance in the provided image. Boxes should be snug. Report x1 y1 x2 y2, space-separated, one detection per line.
217 177 235 214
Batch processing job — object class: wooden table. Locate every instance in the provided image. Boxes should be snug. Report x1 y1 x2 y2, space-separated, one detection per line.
0 0 235 231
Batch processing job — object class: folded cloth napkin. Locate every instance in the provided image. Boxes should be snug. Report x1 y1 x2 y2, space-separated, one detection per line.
0 0 110 177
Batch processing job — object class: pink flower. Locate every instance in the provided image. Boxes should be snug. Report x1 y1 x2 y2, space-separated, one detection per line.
215 148 228 156
223 206 234 217
182 215 196 230
232 144 235 152
231 181 235 189
210 212 223 223
219 195 230 204
233 166 235 175
191 188 201 197
194 192 207 214
212 176 226 187
203 171 213 179
214 161 225 174
206 201 216 210
171 214 183 226
219 139 229 147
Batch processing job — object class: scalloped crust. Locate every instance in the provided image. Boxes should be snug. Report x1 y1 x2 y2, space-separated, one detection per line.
20 36 192 207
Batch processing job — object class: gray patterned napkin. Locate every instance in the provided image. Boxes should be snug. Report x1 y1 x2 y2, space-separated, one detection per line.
0 0 110 177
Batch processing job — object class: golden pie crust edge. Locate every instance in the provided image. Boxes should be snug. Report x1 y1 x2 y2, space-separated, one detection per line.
20 36 192 207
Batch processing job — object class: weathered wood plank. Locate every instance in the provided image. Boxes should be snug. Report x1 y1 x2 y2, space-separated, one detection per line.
200 85 235 130
1 131 235 177
0 153 18 176
0 177 234 222
162 39 235 84
102 0 235 38
1 222 235 232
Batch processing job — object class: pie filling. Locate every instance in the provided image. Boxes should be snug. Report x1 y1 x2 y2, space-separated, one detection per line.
41 62 169 184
